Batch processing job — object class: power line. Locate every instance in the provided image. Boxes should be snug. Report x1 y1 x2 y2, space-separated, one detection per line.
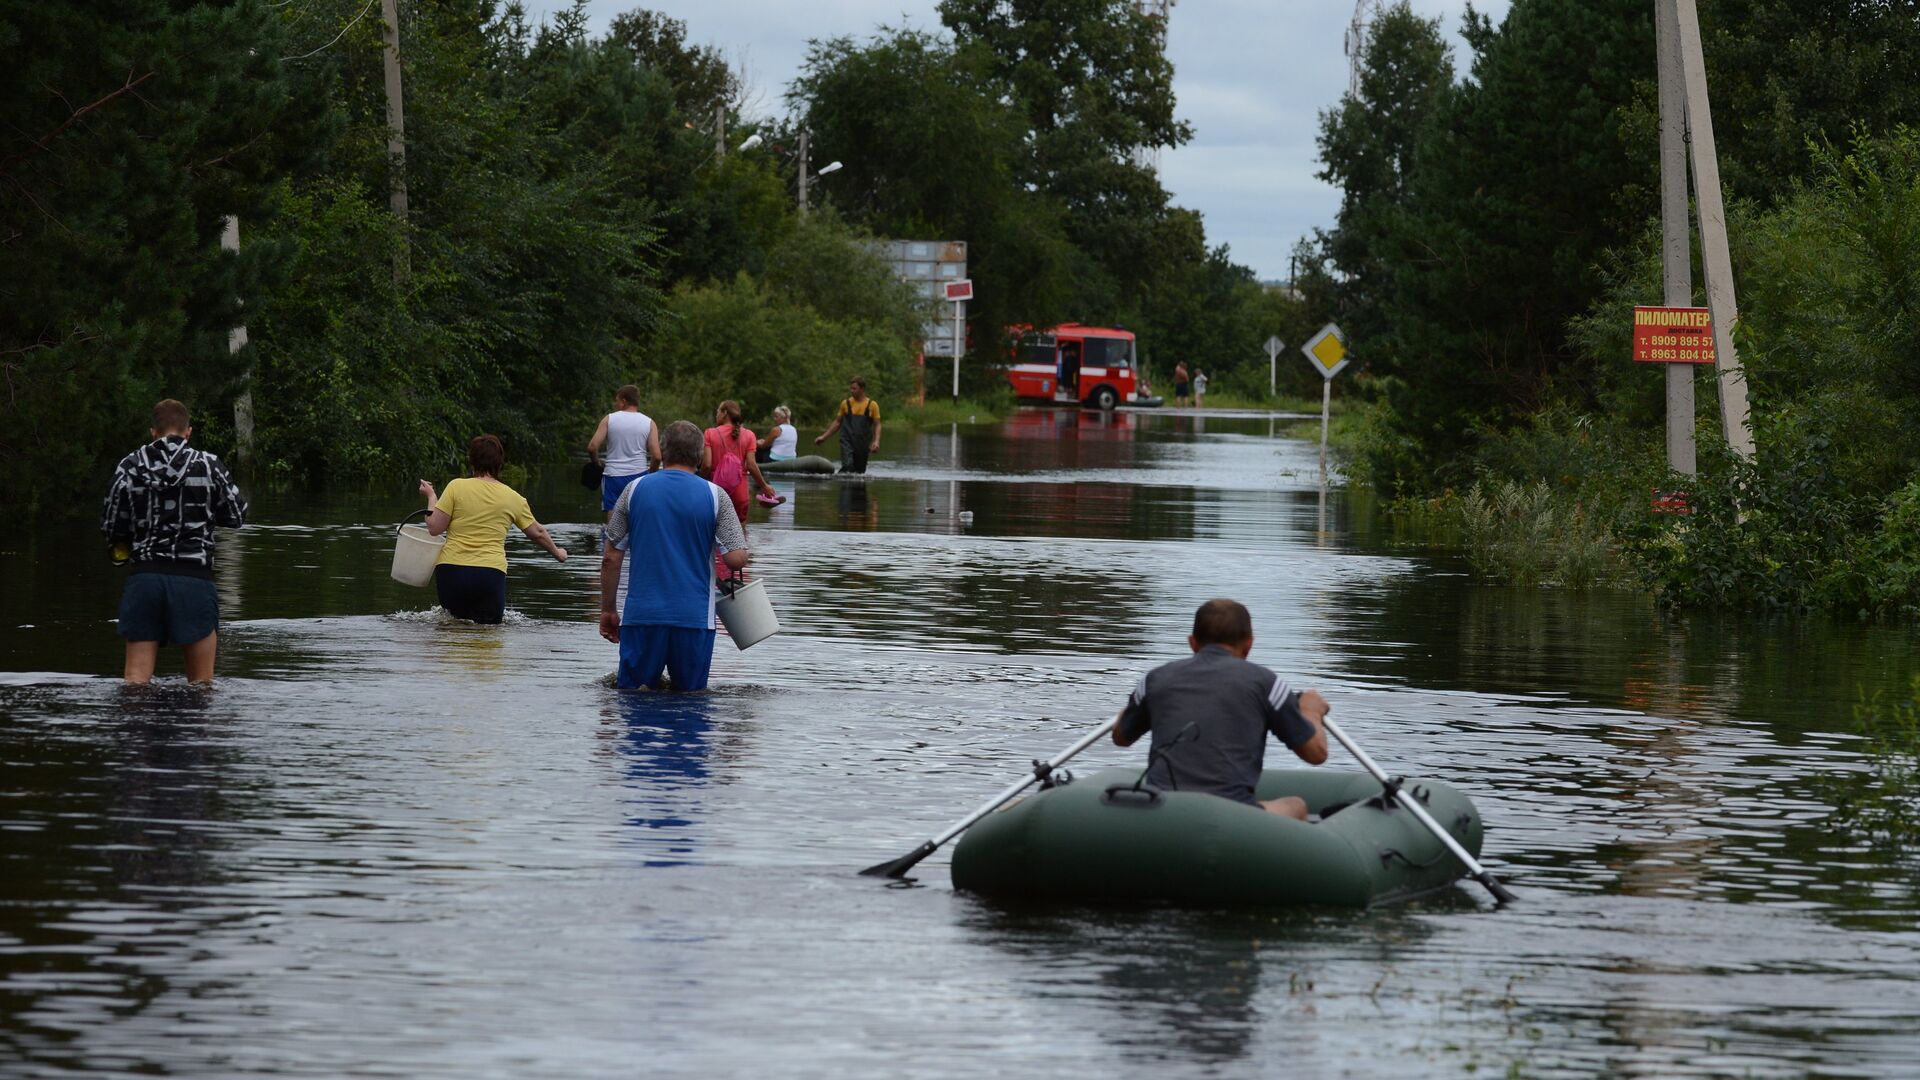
280 0 378 61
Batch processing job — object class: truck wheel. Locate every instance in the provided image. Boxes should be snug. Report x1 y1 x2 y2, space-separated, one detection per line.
1090 385 1118 410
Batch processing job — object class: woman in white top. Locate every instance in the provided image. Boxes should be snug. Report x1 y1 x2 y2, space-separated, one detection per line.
586 384 661 512
759 405 799 462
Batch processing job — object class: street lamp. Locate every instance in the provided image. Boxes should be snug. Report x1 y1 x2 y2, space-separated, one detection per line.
736 130 845 215
795 131 845 217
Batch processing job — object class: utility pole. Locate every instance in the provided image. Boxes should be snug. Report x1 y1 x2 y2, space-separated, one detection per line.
1671 0 1754 460
223 216 254 466
380 0 409 280
1655 0 1695 475
714 100 726 160
796 129 810 217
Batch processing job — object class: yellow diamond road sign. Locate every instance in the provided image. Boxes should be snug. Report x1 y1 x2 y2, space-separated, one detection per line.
1301 323 1349 379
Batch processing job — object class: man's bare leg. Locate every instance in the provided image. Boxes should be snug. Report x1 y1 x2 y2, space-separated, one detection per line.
123 641 159 685
1261 796 1309 821
182 632 218 685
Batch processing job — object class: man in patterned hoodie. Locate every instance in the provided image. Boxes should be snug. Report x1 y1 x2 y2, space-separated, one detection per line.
101 399 248 685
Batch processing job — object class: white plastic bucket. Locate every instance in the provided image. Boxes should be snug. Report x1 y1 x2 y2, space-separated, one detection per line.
715 578 780 650
391 516 446 587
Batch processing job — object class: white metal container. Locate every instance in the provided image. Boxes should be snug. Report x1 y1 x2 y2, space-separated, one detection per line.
715 578 780 650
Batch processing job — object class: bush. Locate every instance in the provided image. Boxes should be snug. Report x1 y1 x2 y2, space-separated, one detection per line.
644 275 915 429
1819 674 1920 849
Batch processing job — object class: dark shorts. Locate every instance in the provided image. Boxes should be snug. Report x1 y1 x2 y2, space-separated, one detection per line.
601 472 643 511
1174 381 1190 396
618 625 716 692
117 572 219 645
435 564 508 624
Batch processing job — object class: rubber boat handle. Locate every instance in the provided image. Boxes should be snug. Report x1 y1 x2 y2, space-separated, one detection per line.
1101 784 1163 808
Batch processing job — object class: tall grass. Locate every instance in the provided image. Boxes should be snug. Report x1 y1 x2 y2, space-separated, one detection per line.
1452 479 1629 589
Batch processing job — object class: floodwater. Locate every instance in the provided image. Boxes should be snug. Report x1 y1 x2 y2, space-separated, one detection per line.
5 407 1920 1078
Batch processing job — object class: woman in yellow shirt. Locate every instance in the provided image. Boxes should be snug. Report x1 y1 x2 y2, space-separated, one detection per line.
416 434 568 623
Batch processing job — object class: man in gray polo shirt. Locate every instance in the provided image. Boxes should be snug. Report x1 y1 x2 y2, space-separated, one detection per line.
1113 598 1330 819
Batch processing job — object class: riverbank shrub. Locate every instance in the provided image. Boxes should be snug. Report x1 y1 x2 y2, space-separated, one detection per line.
1819 674 1920 849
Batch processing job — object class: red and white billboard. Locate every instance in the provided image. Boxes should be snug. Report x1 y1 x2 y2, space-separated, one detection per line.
1632 306 1716 364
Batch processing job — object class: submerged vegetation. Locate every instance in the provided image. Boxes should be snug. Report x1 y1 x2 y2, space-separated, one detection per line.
1821 675 1920 848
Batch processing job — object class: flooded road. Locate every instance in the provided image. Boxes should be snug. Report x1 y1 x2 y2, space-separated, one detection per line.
5 408 1920 1077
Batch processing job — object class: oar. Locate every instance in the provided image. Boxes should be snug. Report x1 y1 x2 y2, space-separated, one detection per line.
861 717 1118 878
1322 716 1517 905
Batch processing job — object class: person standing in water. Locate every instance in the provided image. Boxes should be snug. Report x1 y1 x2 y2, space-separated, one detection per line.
702 399 779 528
101 398 248 685
1172 361 1191 409
586 384 661 517
1193 368 1208 410
600 421 750 692
813 377 882 474
418 434 568 624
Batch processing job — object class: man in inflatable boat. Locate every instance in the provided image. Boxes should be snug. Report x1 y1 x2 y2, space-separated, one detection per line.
1112 599 1330 820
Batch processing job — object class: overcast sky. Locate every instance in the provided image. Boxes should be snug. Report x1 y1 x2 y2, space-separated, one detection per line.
524 0 1510 280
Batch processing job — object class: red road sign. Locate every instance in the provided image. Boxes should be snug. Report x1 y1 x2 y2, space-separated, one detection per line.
944 279 974 302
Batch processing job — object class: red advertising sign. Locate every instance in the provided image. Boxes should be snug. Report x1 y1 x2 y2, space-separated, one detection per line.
1633 306 1716 364
944 279 974 302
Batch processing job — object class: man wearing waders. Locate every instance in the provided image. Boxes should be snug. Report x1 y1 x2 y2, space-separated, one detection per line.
813 376 883 474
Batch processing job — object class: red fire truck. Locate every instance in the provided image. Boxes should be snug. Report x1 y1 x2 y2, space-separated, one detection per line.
1004 325 1155 409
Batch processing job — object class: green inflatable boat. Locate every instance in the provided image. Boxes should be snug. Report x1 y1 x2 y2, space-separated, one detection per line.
760 454 838 475
950 766 1485 907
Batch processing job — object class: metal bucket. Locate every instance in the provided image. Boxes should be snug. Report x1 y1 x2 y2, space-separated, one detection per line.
715 578 780 650
390 509 446 587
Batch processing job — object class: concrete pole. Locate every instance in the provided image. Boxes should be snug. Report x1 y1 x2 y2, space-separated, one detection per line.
714 100 726 159
797 129 810 217
223 216 254 465
1656 0 1696 475
380 0 409 278
1673 0 1755 461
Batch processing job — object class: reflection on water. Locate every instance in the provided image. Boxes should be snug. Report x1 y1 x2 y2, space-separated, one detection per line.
606 691 717 866
4 408 1920 1077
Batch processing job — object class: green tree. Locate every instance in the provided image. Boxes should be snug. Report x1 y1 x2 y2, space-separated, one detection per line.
1315 2 1454 357
1700 0 1920 204
790 29 1080 365
937 0 1191 310
0 0 315 509
1369 0 1655 489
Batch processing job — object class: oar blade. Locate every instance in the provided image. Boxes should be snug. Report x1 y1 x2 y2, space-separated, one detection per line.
1475 870 1518 905
859 839 937 879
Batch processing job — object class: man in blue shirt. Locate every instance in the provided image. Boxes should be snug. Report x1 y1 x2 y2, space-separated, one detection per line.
599 421 749 691
1113 598 1329 819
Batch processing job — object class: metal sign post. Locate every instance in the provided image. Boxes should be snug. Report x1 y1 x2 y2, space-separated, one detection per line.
1300 323 1349 485
944 279 974 401
1265 335 1284 396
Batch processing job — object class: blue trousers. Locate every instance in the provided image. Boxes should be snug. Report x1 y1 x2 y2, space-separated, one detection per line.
618 625 716 691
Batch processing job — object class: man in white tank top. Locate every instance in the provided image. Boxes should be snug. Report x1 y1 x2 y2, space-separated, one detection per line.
587 384 661 515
